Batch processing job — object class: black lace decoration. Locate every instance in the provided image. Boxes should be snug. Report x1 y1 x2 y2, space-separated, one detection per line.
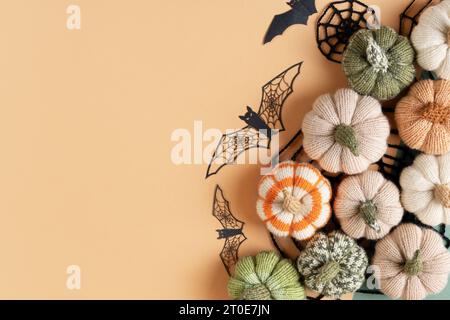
399 0 434 37
316 0 374 63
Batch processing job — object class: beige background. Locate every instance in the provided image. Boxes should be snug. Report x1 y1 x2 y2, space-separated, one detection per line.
0 0 427 299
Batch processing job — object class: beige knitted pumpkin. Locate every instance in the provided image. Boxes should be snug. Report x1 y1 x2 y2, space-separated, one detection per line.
400 152 450 226
373 223 450 300
395 79 450 155
334 170 403 240
302 88 390 174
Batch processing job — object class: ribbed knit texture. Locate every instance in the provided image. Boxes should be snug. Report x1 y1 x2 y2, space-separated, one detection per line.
411 0 450 80
257 161 332 241
400 152 450 226
296 231 368 298
373 223 450 300
334 170 403 240
227 251 305 300
302 88 390 175
395 79 450 155
342 26 415 101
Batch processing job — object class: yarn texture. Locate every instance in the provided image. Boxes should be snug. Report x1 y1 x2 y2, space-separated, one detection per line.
342 26 415 100
411 0 450 80
334 170 403 240
257 161 332 241
395 79 450 155
373 223 450 300
228 251 305 300
302 88 390 174
400 152 450 226
296 231 368 297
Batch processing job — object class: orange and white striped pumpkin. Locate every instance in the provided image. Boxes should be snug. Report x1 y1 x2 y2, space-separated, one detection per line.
257 161 332 241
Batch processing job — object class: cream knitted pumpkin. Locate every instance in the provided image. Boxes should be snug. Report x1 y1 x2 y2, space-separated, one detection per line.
302 88 390 174
411 0 450 80
400 152 450 226
373 223 450 300
334 170 403 240
257 161 332 241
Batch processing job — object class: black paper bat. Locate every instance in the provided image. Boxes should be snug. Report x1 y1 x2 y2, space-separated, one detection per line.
264 0 317 44
212 185 247 276
205 62 302 178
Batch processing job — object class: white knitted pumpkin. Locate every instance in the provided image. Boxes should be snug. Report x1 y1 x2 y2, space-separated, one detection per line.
400 152 450 226
302 88 390 174
411 0 450 79
334 170 403 240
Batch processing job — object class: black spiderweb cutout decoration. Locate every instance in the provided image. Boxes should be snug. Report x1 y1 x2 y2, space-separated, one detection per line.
399 0 435 38
212 185 247 276
316 0 376 63
266 106 450 298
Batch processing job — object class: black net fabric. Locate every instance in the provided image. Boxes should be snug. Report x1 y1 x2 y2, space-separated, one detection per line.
399 0 435 37
316 0 374 63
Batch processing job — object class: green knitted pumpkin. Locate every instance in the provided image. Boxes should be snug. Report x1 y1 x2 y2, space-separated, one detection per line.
296 231 368 298
342 26 415 101
227 251 305 300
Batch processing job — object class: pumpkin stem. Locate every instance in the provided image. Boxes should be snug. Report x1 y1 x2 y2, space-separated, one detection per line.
359 200 381 232
434 184 450 208
404 250 423 276
366 36 389 73
421 102 450 125
334 124 359 156
317 260 341 285
282 190 302 214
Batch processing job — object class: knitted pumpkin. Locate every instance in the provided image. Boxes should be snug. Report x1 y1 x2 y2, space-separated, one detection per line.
257 161 331 241
342 26 415 100
395 79 450 155
296 231 368 297
373 223 450 300
334 170 403 240
400 152 450 226
302 88 390 174
411 0 450 80
227 251 305 300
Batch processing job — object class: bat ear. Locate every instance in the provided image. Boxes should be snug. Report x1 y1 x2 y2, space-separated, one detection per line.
246 106 252 112
238 115 246 121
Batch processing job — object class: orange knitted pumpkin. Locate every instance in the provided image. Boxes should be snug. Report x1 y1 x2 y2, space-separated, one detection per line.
257 161 332 241
395 79 450 155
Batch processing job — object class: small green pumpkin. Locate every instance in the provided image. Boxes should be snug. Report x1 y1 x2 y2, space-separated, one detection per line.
342 26 415 101
227 251 305 300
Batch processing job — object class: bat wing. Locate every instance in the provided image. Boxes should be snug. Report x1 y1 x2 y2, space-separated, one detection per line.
263 0 317 44
212 185 244 230
264 10 299 44
220 234 247 276
256 62 302 132
205 126 270 178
